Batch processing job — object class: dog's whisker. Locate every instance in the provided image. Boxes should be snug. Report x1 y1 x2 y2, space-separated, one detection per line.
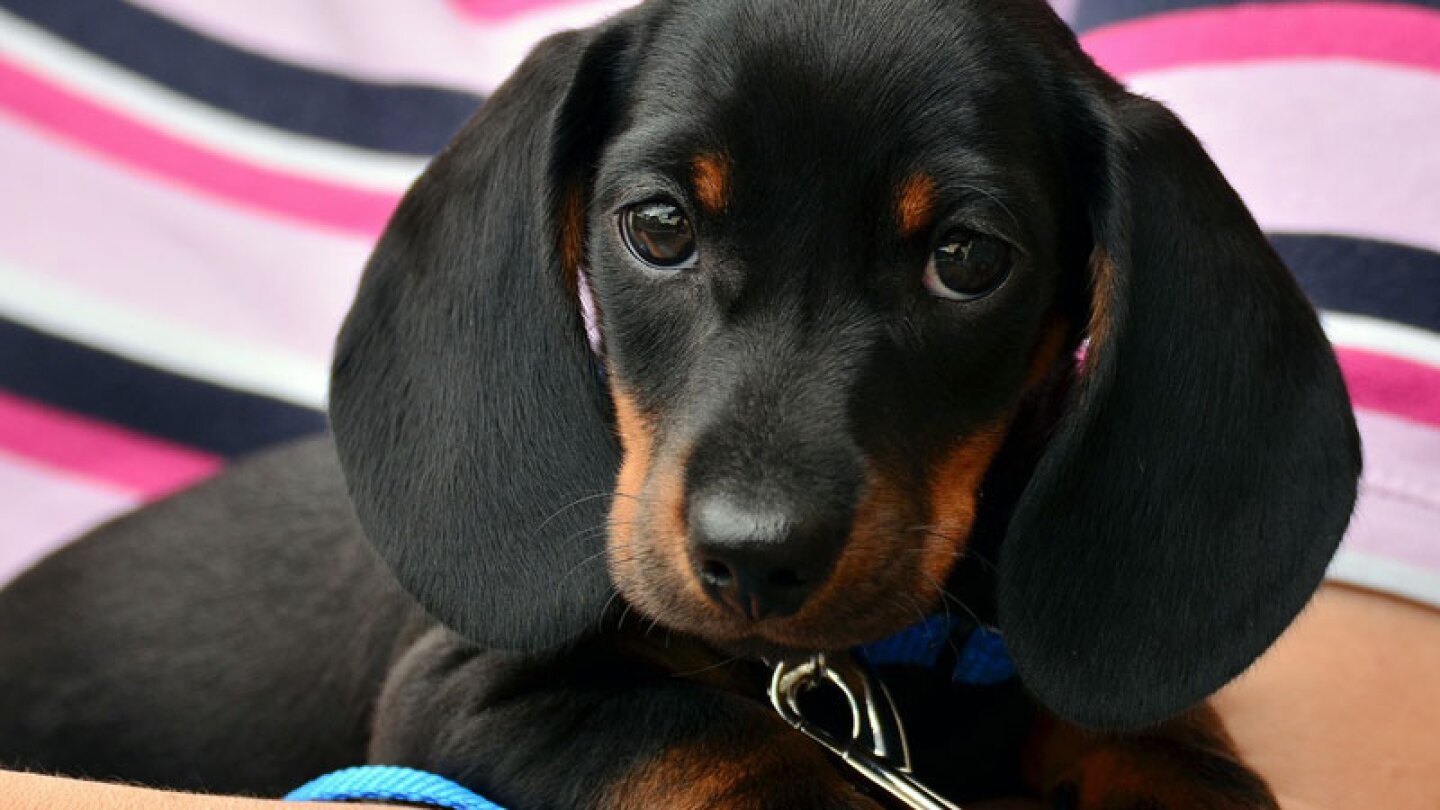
957 182 1022 232
668 652 743 680
595 589 624 630
917 568 986 631
534 491 628 534
555 546 614 586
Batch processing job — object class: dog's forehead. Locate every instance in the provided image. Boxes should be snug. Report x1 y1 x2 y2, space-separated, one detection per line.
612 0 1056 210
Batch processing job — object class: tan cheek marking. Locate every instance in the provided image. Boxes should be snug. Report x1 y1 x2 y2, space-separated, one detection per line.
778 469 908 641
608 386 654 563
923 422 1010 584
648 444 707 603
1087 248 1119 356
897 173 937 238
692 153 731 215
607 387 706 612
825 471 907 598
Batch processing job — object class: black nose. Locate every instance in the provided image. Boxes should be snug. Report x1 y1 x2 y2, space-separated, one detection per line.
687 493 844 620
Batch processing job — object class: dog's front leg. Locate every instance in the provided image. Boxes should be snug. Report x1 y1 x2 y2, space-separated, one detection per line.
368 627 882 810
1023 703 1278 810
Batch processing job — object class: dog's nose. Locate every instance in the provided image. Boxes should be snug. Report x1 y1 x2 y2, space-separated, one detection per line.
687 493 843 620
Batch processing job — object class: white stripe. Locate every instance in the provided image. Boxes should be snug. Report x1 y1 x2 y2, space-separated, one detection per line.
0 8 429 192
1127 60 1440 257
0 260 328 408
1328 550 1440 610
1321 311 1440 370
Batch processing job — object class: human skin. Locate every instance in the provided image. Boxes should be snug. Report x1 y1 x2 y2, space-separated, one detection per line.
1215 584 1440 810
0 771 407 810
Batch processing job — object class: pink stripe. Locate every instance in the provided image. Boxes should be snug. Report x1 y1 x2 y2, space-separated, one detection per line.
0 116 367 369
1356 408 1440 489
1338 349 1440 429
0 452 140 587
1083 2 1440 78
447 0 583 22
0 56 397 237
1121 61 1440 255
0 392 221 499
1345 493 1440 572
1344 409 1440 572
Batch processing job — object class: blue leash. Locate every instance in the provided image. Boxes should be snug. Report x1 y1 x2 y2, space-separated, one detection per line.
287 766 502 809
288 619 1013 807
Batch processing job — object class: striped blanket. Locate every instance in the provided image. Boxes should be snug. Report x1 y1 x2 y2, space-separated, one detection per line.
1 0 1437 608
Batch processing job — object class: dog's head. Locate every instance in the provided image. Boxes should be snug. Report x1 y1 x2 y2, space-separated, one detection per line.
330 0 1360 730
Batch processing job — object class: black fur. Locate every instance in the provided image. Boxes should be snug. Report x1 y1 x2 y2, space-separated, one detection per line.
329 27 624 652
0 0 1358 806
997 87 1363 728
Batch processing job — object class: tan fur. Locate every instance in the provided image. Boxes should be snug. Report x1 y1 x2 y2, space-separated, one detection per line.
897 172 937 238
693 153 732 215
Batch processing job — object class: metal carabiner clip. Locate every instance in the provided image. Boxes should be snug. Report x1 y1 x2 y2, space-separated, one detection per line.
769 655 962 810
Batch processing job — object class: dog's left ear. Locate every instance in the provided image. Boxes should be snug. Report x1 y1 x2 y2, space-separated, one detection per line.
999 88 1362 729
329 18 642 652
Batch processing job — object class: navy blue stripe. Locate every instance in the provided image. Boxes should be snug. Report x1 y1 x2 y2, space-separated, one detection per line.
1073 0 1440 33
1272 234 1440 335
0 0 481 156
0 319 325 458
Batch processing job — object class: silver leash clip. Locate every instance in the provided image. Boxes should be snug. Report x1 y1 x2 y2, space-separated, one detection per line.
770 655 962 810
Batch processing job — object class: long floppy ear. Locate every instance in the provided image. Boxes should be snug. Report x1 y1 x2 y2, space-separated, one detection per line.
999 91 1362 729
329 22 640 651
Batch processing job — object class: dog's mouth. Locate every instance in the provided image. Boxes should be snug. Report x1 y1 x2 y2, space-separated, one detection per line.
606 477 984 657
605 383 1011 657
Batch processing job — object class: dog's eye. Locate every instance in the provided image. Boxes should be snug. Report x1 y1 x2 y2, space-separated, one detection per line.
621 201 697 270
924 229 1011 301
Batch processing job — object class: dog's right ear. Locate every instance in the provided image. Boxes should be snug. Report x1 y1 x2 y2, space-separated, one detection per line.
330 19 643 651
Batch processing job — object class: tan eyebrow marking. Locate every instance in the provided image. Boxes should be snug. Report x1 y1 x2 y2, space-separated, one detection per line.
692 153 731 215
897 173 938 238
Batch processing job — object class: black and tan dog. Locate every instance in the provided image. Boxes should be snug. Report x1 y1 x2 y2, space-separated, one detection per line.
0 0 1361 807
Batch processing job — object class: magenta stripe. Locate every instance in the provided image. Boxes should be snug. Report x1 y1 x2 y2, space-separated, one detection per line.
0 115 367 371
0 56 398 237
1338 348 1440 429
0 392 221 499
1082 2 1440 78
447 0 583 21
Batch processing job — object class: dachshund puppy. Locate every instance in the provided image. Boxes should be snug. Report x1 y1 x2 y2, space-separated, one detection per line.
0 0 1360 807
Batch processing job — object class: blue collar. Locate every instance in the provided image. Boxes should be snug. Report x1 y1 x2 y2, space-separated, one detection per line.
856 614 1016 687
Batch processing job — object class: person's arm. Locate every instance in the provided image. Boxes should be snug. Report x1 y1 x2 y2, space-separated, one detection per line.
0 771 407 810
1216 584 1440 810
